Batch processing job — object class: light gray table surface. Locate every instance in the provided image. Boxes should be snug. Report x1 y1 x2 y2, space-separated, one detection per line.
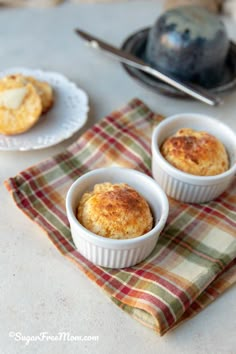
0 1 235 353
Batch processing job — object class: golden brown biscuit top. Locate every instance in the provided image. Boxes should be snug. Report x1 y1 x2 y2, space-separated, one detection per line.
77 183 153 239
0 73 54 135
161 128 229 176
0 74 43 135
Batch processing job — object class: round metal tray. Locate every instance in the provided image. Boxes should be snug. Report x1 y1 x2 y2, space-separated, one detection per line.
121 28 236 98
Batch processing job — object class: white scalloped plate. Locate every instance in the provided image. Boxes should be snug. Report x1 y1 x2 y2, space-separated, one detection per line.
0 68 89 151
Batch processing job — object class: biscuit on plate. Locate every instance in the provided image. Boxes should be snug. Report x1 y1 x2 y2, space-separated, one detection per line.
161 128 229 176
77 182 153 239
0 75 42 135
26 76 54 113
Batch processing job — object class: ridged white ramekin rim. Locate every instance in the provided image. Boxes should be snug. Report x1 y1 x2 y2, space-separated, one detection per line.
152 114 236 202
66 167 169 267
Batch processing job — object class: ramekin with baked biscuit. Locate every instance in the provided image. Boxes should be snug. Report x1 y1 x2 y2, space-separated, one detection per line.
66 167 169 268
152 114 236 203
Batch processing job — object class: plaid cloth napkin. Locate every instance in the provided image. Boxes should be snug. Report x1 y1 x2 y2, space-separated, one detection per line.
5 99 236 335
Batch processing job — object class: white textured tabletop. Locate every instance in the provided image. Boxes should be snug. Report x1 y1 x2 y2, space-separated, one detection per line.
0 1 235 353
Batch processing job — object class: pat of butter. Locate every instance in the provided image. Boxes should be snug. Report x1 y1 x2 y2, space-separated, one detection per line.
0 87 27 109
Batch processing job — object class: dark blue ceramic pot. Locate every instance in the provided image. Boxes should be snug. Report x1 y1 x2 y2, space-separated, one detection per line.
145 6 230 88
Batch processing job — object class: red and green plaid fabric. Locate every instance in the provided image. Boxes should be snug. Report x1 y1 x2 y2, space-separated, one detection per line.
5 99 236 335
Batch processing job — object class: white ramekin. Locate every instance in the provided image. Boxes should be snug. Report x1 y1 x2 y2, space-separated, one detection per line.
152 113 236 203
66 167 169 268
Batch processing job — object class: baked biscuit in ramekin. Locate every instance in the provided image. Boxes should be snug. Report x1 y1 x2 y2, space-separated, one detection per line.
152 114 236 203
161 128 229 176
66 167 169 268
77 182 153 239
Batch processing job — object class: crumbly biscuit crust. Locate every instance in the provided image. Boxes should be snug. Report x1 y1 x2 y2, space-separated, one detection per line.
26 76 54 113
0 75 42 135
0 74 54 135
161 128 229 176
77 183 153 239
